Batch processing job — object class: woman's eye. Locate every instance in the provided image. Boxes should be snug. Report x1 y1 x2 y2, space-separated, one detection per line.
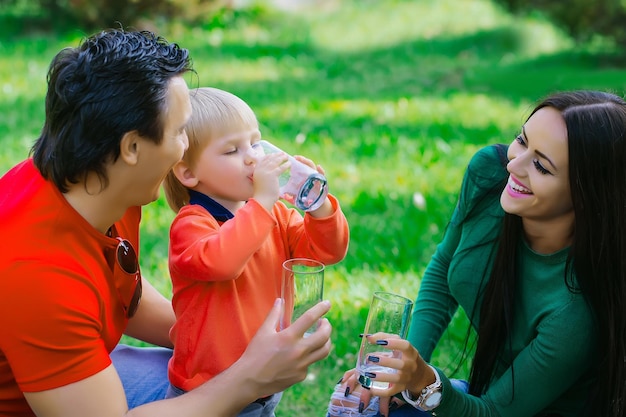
533 159 551 175
225 148 237 155
515 134 526 146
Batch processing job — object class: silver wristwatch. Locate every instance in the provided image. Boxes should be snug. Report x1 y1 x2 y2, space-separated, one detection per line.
401 365 443 411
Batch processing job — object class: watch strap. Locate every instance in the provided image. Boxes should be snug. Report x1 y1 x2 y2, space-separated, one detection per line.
401 365 442 411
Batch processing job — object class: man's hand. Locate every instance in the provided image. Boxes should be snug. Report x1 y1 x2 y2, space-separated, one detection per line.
236 298 332 399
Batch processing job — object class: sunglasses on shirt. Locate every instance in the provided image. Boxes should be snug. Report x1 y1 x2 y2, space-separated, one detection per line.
114 237 142 318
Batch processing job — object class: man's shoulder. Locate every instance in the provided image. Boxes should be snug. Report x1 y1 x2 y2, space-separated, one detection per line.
0 159 40 205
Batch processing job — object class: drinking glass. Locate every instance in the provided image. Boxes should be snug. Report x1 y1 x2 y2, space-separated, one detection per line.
281 258 325 336
257 140 328 212
356 291 413 389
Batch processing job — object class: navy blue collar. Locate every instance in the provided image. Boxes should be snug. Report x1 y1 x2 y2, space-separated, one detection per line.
188 189 234 222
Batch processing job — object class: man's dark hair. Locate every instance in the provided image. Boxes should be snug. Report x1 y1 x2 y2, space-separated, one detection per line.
31 29 193 192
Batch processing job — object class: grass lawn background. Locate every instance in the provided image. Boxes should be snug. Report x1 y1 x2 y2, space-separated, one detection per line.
1 0 626 415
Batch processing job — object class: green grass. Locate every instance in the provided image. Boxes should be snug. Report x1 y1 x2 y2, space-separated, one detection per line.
2 0 626 415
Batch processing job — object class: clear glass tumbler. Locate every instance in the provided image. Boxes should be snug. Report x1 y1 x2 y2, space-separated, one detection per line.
258 140 328 211
356 291 413 389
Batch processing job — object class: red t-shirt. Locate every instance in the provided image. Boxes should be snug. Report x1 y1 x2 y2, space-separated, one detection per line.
168 196 349 391
0 159 140 416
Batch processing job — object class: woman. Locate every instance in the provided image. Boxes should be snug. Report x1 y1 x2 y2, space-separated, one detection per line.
329 91 626 417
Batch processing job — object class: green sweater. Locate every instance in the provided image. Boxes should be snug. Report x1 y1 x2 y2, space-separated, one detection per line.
407 145 596 417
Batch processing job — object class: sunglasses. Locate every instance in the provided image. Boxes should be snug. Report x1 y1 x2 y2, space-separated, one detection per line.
114 237 142 318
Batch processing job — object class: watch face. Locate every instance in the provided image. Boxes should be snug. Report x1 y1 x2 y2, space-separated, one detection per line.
424 391 442 408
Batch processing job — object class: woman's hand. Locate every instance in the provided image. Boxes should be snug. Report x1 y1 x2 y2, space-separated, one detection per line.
329 332 433 416
360 333 420 395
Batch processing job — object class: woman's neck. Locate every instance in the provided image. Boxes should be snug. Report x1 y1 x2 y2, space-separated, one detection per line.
522 213 575 254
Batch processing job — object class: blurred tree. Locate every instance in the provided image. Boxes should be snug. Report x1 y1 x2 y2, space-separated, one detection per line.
495 0 626 48
0 0 230 32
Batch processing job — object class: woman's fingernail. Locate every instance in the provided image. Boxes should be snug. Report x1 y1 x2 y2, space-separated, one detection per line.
344 386 350 397
367 355 380 363
376 340 388 346
336 377 343 384
358 402 364 413
365 372 376 378
359 333 372 338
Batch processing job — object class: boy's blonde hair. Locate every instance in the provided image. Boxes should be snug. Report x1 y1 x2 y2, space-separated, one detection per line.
163 87 259 212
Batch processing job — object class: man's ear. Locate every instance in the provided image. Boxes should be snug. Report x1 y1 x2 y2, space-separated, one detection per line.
119 131 141 166
172 160 199 188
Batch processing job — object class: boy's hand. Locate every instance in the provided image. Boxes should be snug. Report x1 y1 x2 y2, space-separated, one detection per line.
252 152 289 211
293 155 333 217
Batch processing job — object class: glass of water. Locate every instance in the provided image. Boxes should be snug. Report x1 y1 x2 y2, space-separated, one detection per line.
257 140 328 212
356 291 413 389
280 258 325 336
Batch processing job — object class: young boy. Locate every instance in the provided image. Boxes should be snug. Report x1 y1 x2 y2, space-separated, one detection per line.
163 87 350 416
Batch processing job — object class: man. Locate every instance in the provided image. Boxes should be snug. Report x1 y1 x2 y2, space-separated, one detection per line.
0 29 332 417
